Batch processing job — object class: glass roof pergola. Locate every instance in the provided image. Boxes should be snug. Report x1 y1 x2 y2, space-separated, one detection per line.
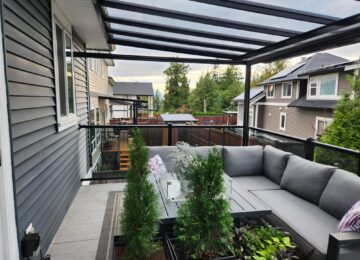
74 0 360 144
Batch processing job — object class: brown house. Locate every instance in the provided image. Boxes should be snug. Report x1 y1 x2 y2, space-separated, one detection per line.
235 53 358 139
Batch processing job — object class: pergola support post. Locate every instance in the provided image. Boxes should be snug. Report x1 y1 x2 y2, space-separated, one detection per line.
242 64 251 146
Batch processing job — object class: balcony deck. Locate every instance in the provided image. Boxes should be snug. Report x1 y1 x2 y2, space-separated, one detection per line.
48 183 126 260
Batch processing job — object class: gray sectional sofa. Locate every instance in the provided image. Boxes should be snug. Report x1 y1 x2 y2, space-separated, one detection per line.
149 145 360 260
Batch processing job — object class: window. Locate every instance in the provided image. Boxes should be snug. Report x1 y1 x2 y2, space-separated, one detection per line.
282 82 292 98
315 117 332 138
279 112 286 131
266 84 275 98
54 19 77 131
308 74 338 99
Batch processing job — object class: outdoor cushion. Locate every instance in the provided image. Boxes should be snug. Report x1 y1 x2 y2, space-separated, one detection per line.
223 146 263 177
192 146 223 158
319 169 360 220
251 189 339 255
280 156 336 205
148 146 178 169
338 200 360 232
232 176 281 191
263 145 292 184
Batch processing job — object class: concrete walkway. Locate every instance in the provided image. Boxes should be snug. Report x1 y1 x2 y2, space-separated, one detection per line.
48 183 126 260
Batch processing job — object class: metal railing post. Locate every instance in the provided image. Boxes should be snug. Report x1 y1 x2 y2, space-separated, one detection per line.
168 123 173 146
305 137 315 161
357 155 360 177
208 128 211 145
222 127 225 146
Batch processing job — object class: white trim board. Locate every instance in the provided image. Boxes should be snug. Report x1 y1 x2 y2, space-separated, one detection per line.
0 17 20 260
256 102 290 106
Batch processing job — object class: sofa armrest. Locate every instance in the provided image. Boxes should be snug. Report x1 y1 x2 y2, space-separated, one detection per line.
326 232 360 260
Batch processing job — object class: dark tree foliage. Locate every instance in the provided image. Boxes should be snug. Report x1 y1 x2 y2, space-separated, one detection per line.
316 68 360 173
175 149 234 259
163 63 190 111
121 129 159 259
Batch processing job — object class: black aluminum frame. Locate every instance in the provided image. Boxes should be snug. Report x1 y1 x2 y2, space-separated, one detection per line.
76 0 360 166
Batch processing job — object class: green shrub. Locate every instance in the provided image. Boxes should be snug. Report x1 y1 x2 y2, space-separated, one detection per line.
120 128 159 259
234 219 297 260
175 148 234 259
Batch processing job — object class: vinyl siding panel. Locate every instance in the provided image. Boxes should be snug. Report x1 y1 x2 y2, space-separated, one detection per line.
3 0 89 255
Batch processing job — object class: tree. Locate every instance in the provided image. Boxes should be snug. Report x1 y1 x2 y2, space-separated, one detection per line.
163 63 190 111
215 65 244 110
316 66 360 173
251 60 288 87
189 72 221 113
153 89 163 112
175 149 234 259
121 129 159 259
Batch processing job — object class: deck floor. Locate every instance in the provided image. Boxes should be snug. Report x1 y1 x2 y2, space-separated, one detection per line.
48 183 126 260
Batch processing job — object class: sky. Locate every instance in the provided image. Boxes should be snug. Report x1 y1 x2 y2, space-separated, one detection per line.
107 0 360 94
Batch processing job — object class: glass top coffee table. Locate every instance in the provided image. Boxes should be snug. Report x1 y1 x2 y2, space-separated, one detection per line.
148 172 271 225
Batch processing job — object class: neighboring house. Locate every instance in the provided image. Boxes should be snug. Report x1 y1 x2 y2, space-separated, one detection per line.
233 86 265 127
89 58 115 125
0 0 110 257
88 58 115 172
234 53 357 139
112 82 155 119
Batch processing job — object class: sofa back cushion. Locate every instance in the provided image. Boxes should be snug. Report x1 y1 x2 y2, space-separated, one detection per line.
280 156 336 204
192 146 223 158
224 146 263 177
319 169 360 220
263 146 292 184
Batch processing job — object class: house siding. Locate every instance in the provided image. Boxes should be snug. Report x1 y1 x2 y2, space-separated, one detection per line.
3 0 89 255
258 105 333 139
338 71 352 96
265 80 299 103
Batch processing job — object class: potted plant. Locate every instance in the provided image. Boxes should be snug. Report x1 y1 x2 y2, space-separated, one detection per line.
170 142 196 192
165 148 235 259
115 128 166 260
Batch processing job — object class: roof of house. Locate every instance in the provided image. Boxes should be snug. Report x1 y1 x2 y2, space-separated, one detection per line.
297 60 358 76
233 86 265 103
161 114 198 122
113 82 154 96
288 96 337 109
260 53 349 85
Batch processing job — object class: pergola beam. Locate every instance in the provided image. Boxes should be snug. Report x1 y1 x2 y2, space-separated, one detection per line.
100 0 300 37
107 37 239 59
72 52 245 64
191 0 339 24
107 28 254 53
103 16 275 46
239 14 360 64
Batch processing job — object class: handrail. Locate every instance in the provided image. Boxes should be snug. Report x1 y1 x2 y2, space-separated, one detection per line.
249 126 306 143
79 124 243 129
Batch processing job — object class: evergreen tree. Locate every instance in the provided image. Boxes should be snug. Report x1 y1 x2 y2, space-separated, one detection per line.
153 89 163 112
316 67 360 173
189 72 221 113
163 63 190 111
215 65 244 110
121 129 159 259
175 149 234 259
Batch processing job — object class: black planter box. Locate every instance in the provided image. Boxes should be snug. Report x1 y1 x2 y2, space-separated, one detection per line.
113 234 166 260
164 233 236 260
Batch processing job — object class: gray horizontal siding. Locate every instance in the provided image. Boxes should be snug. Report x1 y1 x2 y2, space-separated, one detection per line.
3 0 89 256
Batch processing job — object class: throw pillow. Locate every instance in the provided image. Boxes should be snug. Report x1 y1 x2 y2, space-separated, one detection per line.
338 200 360 232
148 154 167 175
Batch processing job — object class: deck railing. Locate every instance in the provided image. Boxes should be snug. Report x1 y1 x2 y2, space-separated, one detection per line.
80 124 360 177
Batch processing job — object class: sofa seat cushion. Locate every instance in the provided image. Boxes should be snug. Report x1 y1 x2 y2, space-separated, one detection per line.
319 169 360 220
148 146 178 169
263 145 291 184
252 189 339 255
233 176 281 191
192 146 223 158
280 156 336 205
224 146 263 177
